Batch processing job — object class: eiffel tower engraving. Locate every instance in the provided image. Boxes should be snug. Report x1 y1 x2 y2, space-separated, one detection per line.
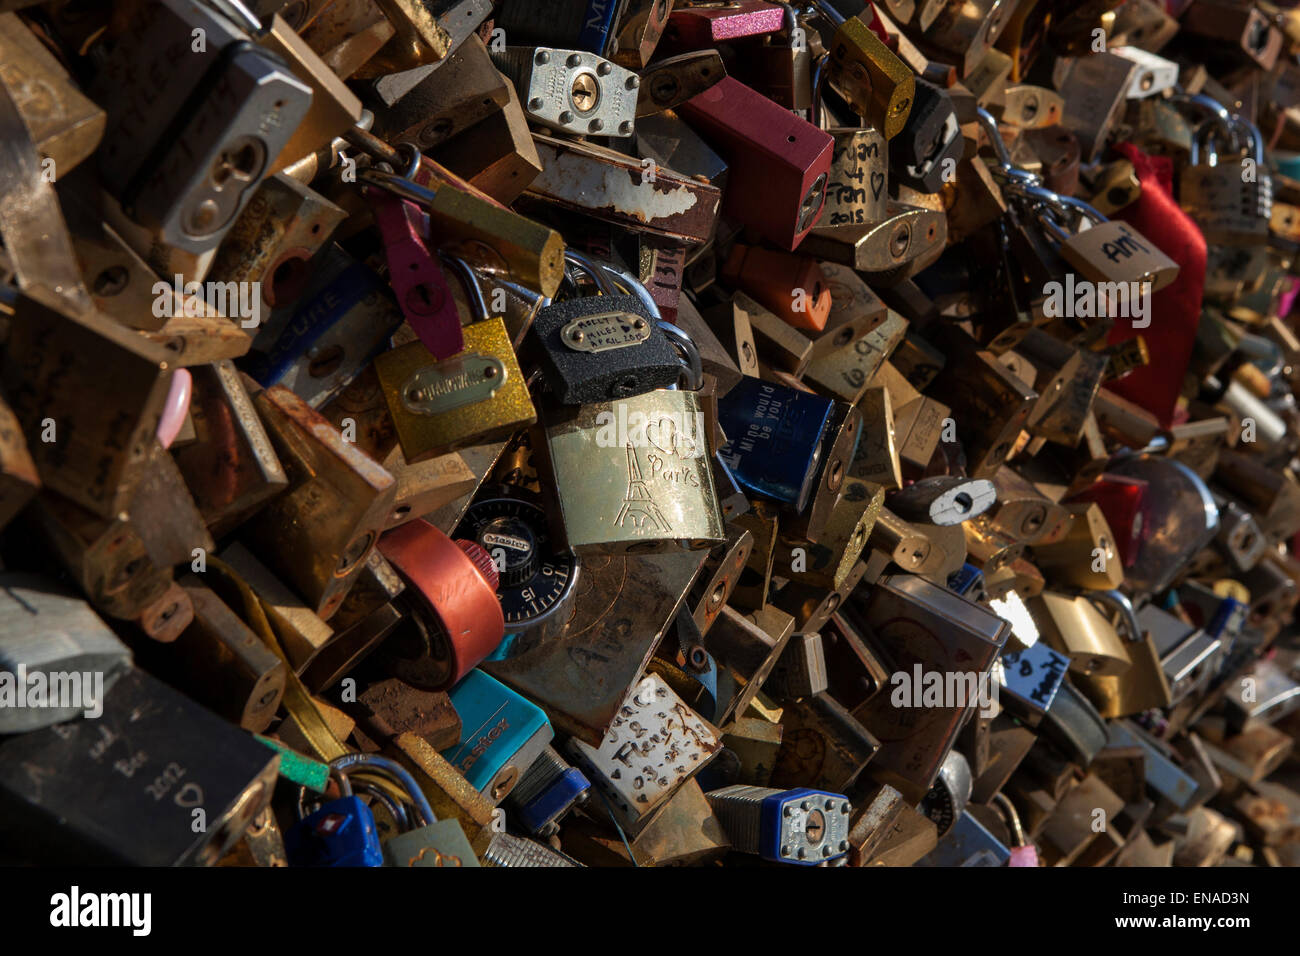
615 442 669 533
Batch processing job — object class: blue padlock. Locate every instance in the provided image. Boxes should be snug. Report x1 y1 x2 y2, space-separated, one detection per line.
506 746 591 836
717 377 833 511
285 795 384 867
442 670 555 804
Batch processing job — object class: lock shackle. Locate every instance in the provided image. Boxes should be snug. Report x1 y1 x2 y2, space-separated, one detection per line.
810 52 832 130
992 792 1027 847
1008 181 1107 232
439 252 490 320
659 320 705 390
1170 92 1238 136
1189 116 1240 167
329 753 436 830
350 780 412 832
814 0 848 27
1079 589 1143 644
599 261 663 321
563 249 621 296
975 107 1046 190
1230 116 1266 166
211 0 264 34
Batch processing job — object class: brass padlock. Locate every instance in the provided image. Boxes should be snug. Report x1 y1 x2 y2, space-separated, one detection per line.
242 383 397 621
536 388 724 555
375 317 537 463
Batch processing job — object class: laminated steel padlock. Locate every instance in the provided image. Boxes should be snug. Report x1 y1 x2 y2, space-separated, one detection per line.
504 746 592 836
706 785 852 865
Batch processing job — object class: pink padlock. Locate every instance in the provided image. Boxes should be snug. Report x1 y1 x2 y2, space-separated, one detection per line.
371 192 465 361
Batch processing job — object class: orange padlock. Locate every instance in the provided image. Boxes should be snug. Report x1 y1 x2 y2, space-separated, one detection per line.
377 519 505 690
721 243 833 333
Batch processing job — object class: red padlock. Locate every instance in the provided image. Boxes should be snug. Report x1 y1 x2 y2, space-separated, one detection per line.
679 76 834 251
378 519 505 690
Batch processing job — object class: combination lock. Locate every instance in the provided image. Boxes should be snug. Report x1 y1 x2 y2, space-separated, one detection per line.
454 485 580 651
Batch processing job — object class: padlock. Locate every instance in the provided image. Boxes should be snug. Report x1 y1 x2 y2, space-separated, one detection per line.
23 491 178 628
524 133 721 246
96 0 312 257
244 245 406 410
369 33 511 149
779 477 883 589
504 746 592 836
706 784 852 865
0 575 133 734
1063 473 1147 568
313 753 480 869
374 316 537 464
1018 181 1180 294
217 543 337 676
816 124 889 228
889 77 963 193
493 46 639 138
770 690 880 792
1181 0 1281 71
716 377 832 514
767 632 831 701
536 383 724 554
850 574 1009 800
377 519 505 690
530 257 684 403
890 476 997 526
722 246 833 334
142 577 286 733
813 1 914 140
453 484 580 648
705 605 796 725
564 673 722 834
801 201 947 281
739 3 816 111
3 296 174 519
805 309 907 405
924 324 1038 479
662 1 785 48
678 75 833 250
1052 52 1139 163
612 0 676 67
0 12 103 175
0 665 279 865
441 670 554 805
174 360 289 538
1180 116 1273 247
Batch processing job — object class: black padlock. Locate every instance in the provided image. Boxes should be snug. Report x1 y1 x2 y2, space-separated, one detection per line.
529 253 683 404
889 78 961 194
